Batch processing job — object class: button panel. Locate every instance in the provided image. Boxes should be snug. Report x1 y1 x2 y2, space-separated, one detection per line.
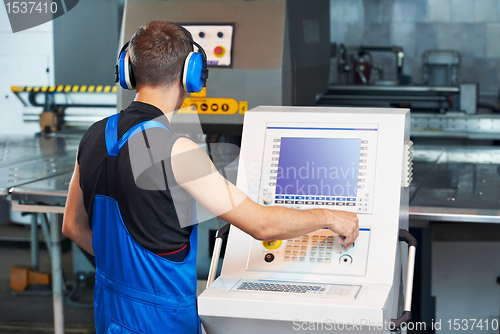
247 228 371 276
182 24 234 67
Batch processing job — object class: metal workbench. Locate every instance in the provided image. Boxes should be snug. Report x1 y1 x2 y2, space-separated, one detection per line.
410 146 500 223
0 134 80 334
1 135 500 333
0 134 79 194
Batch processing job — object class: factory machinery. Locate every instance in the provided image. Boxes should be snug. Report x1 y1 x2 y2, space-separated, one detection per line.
326 45 500 141
200 106 416 333
3 0 500 333
317 44 500 332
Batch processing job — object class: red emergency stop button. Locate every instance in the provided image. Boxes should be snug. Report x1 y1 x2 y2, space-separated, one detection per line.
214 46 225 58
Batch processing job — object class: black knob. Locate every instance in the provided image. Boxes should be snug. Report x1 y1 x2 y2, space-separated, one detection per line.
199 32 205 38
217 32 223 38
264 253 274 263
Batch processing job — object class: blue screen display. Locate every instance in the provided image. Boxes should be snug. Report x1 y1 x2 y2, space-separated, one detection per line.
275 138 361 197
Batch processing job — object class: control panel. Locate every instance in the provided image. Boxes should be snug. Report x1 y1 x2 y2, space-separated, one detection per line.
247 228 371 276
259 122 378 214
182 24 234 67
180 97 239 114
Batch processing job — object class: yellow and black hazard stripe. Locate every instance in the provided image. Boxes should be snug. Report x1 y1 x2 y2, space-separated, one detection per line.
11 85 118 93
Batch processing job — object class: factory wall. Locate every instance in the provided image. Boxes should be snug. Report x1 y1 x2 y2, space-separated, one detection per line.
53 0 119 86
330 0 500 97
0 11 53 136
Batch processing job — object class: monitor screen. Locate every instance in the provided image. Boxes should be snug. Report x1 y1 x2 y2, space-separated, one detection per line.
275 138 361 197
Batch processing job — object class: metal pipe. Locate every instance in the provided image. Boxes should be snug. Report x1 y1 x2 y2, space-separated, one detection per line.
206 224 230 288
40 213 52 256
326 85 460 93
31 214 39 270
405 245 417 311
359 45 405 80
206 237 223 288
320 95 448 101
50 213 64 334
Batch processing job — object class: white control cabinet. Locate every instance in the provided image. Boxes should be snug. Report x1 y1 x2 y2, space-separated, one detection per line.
199 106 412 333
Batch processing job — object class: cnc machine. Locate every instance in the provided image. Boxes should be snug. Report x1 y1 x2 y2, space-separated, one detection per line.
199 106 416 333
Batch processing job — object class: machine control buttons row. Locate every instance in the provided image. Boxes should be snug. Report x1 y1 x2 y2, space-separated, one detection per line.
198 31 225 38
199 103 231 112
275 195 357 201
275 200 361 207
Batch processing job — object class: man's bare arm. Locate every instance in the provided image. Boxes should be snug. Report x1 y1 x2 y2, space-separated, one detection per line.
171 138 359 247
62 161 94 255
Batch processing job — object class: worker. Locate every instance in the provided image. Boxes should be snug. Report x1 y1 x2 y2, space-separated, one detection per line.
62 21 359 334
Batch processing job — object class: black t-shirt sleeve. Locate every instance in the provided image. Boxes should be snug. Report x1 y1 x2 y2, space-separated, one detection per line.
77 118 107 165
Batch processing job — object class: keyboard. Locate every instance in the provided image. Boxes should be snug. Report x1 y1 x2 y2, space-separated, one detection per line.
230 279 361 299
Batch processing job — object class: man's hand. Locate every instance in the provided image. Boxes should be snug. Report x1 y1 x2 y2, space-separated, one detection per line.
325 210 359 250
171 137 361 243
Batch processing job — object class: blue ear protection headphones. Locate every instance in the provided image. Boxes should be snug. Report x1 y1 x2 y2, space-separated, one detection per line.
115 27 209 93
115 41 136 90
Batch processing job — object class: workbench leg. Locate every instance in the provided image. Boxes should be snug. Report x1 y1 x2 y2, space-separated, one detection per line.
31 213 39 270
40 213 52 256
50 213 65 334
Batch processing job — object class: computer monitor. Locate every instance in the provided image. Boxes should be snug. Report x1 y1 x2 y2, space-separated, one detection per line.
260 122 378 214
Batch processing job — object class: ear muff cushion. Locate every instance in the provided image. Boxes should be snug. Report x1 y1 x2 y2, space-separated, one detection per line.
183 52 204 93
118 50 135 90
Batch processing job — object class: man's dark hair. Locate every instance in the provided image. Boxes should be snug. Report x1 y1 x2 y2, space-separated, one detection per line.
129 21 193 88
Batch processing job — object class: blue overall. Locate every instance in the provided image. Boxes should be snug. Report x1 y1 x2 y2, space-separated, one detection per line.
92 113 200 334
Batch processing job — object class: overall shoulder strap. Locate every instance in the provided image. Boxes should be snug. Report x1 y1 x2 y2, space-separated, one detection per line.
105 113 170 157
105 113 120 155
103 113 170 198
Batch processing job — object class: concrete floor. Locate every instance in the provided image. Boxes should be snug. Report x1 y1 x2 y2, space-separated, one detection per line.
0 222 95 334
